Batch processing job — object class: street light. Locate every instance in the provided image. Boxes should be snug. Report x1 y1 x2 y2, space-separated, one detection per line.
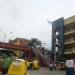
4 33 6 42
0 29 6 42
47 20 56 64
10 32 13 40
0 29 2 42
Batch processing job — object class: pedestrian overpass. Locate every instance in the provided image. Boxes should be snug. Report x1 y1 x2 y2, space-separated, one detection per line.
0 42 32 59
0 42 51 66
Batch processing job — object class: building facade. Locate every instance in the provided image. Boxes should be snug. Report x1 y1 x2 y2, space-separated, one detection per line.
9 38 30 46
52 15 75 60
9 38 30 57
52 18 64 61
64 16 75 58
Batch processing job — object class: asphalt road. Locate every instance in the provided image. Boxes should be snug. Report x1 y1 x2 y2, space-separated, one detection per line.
0 67 66 75
28 67 66 75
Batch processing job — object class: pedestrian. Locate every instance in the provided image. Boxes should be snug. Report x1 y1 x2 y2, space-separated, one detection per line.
66 58 75 75
53 63 57 70
56 64 59 71
49 63 53 71
74 61 75 74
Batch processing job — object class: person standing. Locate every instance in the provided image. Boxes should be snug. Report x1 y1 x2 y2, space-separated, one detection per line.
53 63 57 70
49 63 53 71
74 60 75 74
66 59 75 75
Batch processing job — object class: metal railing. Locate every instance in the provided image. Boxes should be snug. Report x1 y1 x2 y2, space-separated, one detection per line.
64 38 75 43
64 28 75 33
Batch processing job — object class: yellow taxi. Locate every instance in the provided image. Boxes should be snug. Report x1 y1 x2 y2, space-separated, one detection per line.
27 61 32 69
32 60 40 70
7 59 29 75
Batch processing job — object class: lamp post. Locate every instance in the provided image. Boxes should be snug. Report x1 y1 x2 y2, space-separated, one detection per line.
10 32 13 40
0 29 6 42
47 20 56 64
0 29 7 49
4 33 6 42
0 29 2 42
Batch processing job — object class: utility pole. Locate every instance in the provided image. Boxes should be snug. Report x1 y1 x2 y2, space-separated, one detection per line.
10 32 13 40
0 29 2 42
4 33 6 42
47 20 56 64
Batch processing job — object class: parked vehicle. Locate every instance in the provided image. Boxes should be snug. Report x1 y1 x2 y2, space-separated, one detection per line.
58 62 66 70
32 60 40 70
27 61 33 69
7 59 29 75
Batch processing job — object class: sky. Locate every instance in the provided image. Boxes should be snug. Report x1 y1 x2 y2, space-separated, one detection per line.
0 0 75 50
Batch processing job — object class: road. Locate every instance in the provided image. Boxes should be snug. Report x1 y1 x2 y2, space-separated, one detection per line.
0 67 66 75
28 67 66 75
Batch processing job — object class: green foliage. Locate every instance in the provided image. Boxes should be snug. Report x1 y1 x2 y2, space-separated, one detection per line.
28 38 42 48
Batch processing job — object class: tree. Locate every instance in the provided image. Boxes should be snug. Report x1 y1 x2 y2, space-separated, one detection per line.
28 38 42 48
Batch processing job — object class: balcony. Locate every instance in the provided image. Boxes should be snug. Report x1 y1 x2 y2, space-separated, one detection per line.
64 16 75 26
64 38 75 45
64 49 75 54
64 28 75 35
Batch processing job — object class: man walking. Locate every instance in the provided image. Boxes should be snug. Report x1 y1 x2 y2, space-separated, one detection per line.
66 58 75 75
49 63 53 71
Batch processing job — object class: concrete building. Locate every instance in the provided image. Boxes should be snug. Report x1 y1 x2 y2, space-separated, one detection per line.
9 38 30 46
52 15 75 61
64 16 75 58
9 38 30 57
52 18 64 61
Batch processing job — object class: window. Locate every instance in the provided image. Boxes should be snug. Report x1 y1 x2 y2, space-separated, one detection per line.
55 47 58 52
56 39 58 42
56 41 58 44
56 31 59 35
